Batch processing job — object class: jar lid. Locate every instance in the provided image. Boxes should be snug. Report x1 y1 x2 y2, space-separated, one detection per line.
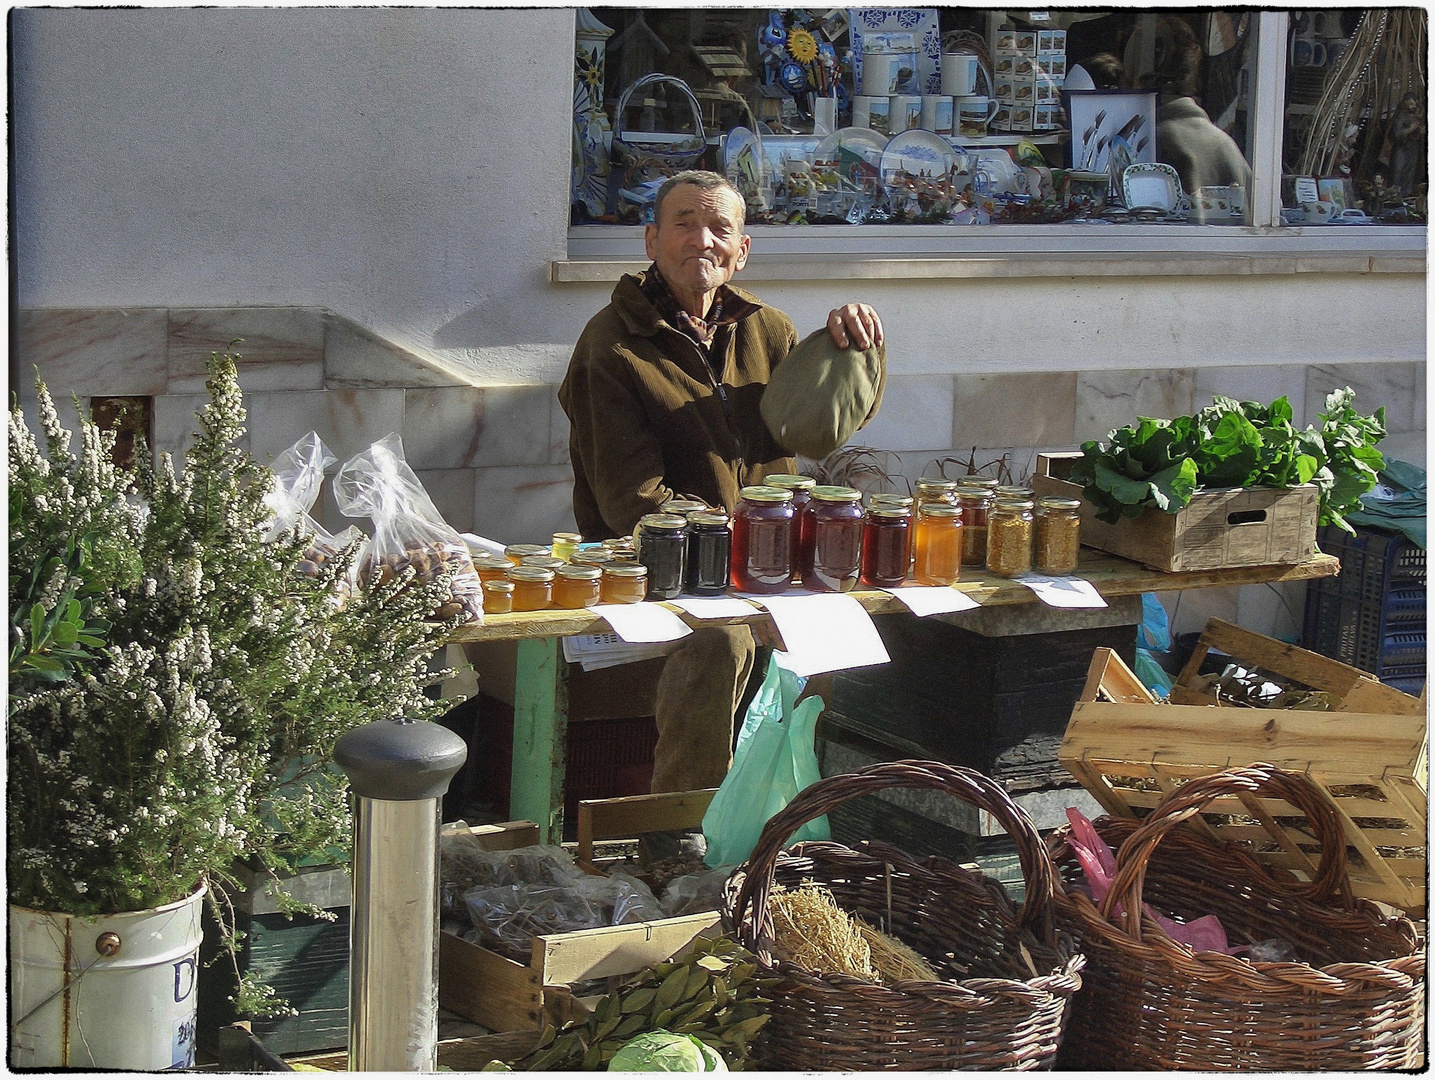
603 563 648 577
1037 496 1082 510
482 579 516 593
473 554 515 570
961 476 1000 489
689 510 731 527
994 498 1035 511
915 477 959 493
662 498 709 514
507 566 556 582
921 505 963 518
521 555 566 570
505 543 551 558
557 564 602 580
954 484 993 497
764 474 816 491
868 493 913 507
602 536 634 549
637 513 689 531
996 485 1035 498
569 551 611 567
739 485 793 504
869 505 911 519
810 485 862 503
551 532 582 543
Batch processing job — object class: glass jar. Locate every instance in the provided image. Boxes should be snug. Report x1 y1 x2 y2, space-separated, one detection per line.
996 485 1035 501
602 535 634 551
802 486 864 593
550 532 582 562
962 476 999 491
955 484 994 566
520 555 567 573
731 485 795 593
868 493 914 509
635 513 688 600
913 504 963 586
507 566 554 610
553 564 602 608
600 562 648 604
570 549 612 568
914 478 960 516
481 579 514 614
473 554 515 583
861 504 912 588
765 474 816 577
686 510 732 596
662 497 709 516
505 543 550 566
987 499 1035 578
1035 496 1082 575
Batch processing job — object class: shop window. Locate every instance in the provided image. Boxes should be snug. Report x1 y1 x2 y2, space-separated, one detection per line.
570 8 1426 232
1282 8 1427 224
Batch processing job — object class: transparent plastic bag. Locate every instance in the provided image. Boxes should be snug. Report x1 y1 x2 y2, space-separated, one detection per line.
659 866 731 917
332 433 483 622
463 882 607 960
573 872 666 925
262 431 334 543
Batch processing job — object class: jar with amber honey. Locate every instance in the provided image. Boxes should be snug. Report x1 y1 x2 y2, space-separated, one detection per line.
570 549 611 568
913 504 963 585
802 486 864 592
986 499 1034 578
731 485 794 593
507 565 554 610
553 564 602 608
600 562 648 604
473 554 515 583
521 555 567 574
914 478 959 516
482 579 514 614
1035 496 1082 575
955 484 993 566
861 503 911 588
505 543 550 566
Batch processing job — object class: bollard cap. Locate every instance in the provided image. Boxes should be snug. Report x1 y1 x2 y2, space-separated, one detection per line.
334 719 468 801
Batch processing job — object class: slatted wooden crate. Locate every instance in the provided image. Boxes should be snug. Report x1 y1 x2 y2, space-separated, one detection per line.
1061 636 1427 915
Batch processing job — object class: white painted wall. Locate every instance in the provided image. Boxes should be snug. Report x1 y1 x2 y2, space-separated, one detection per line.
13 7 1426 387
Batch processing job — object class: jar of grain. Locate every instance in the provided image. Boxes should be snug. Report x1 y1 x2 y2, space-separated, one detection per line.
1034 496 1082 575
986 498 1034 578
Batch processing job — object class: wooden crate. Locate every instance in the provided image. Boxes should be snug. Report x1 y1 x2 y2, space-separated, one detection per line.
439 798 720 1033
1033 452 1318 573
1061 642 1427 914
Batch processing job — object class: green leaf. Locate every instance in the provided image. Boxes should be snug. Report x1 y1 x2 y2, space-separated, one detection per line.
65 599 82 625
75 634 106 648
51 622 79 648
29 604 44 648
1094 460 1154 506
1146 459 1198 512
25 655 66 673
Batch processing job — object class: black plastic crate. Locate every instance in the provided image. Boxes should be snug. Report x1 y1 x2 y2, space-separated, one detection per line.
1304 524 1426 686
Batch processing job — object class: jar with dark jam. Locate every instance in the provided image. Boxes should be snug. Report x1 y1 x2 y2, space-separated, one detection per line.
764 474 816 578
861 504 912 588
801 486 864 592
731 485 795 593
635 513 688 600
913 504 964 586
600 562 647 604
686 510 732 596
955 484 994 566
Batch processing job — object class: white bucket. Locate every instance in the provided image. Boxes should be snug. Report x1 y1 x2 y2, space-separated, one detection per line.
9 884 206 1070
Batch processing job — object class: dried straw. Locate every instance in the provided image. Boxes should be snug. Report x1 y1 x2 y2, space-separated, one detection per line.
769 885 876 981
856 918 940 983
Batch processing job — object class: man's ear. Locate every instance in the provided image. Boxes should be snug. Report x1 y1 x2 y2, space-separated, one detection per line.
733 233 751 272
644 223 660 262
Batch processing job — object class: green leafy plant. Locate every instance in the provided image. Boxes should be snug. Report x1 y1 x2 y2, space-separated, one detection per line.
8 354 458 1014
1069 390 1385 533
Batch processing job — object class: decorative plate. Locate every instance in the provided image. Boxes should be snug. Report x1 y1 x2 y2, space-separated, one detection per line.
879 128 960 191
1122 162 1182 212
723 126 768 193
812 126 888 189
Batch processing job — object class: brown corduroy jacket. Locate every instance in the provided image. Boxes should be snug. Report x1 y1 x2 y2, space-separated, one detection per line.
559 271 800 540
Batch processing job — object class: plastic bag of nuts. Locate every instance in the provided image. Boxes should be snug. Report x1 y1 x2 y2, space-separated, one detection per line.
333 434 484 623
261 431 367 602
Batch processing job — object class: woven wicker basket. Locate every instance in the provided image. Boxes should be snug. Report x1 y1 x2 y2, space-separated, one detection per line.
722 760 1084 1071
1049 763 1426 1071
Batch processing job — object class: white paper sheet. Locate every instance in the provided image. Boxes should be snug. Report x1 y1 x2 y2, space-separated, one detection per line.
755 593 891 677
587 603 694 643
668 597 762 619
1016 574 1109 608
884 585 982 617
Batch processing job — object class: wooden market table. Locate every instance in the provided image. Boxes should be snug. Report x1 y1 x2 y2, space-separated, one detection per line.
447 551 1339 842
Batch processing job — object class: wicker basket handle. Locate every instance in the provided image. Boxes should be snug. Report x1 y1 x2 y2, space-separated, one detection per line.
731 760 1059 945
1099 763 1354 939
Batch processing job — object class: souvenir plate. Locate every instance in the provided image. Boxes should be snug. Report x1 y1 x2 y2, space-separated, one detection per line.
879 128 960 190
723 126 768 193
811 126 888 190
1122 161 1182 212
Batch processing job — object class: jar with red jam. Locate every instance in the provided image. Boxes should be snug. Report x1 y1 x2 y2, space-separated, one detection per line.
955 483 994 566
861 503 912 588
764 474 816 579
731 485 795 593
801 486 864 592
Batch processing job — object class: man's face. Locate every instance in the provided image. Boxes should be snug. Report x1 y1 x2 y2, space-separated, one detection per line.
645 184 751 304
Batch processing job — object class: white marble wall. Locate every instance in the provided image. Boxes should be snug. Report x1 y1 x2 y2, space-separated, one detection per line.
15 304 1425 631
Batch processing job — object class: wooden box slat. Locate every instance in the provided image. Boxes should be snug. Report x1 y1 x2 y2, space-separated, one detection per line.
1062 643 1427 915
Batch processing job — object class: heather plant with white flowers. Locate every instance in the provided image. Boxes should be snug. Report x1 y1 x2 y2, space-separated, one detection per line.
9 352 458 1013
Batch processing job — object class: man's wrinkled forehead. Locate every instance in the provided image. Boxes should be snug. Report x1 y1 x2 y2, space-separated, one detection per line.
656 183 746 230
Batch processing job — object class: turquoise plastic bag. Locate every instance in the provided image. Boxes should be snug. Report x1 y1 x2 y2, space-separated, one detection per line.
702 653 830 868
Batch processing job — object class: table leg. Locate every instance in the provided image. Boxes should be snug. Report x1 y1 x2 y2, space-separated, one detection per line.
509 637 569 844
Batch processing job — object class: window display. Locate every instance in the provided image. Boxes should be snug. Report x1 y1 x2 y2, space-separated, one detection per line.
571 8 1425 229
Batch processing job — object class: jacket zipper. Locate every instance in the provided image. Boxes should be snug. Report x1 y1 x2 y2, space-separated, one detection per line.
667 327 747 484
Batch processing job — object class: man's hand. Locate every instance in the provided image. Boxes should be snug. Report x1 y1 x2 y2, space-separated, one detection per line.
826 303 884 350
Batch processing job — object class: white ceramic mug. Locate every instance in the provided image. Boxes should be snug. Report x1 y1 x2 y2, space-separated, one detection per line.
863 50 901 95
955 95 1000 136
920 95 954 136
941 51 982 96
853 95 891 135
889 95 923 134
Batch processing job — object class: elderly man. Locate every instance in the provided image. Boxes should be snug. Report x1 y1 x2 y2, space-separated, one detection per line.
559 170 882 792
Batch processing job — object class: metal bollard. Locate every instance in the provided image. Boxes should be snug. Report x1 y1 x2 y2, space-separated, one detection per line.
334 718 467 1072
